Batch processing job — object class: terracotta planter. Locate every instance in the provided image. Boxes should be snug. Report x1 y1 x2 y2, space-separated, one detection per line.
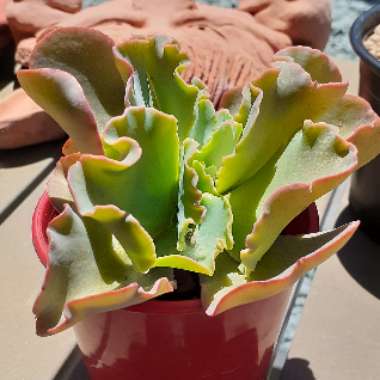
32 193 319 380
350 4 380 239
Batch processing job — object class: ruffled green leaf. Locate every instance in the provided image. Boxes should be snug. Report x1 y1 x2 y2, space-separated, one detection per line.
202 222 359 316
17 69 103 154
179 120 242 210
217 60 348 193
192 160 216 194
274 46 342 83
83 205 156 273
116 37 198 141
177 121 241 251
218 47 380 192
155 194 233 276
190 98 233 145
230 121 357 270
68 107 179 237
275 46 380 168
192 121 242 174
220 85 262 129
316 95 380 167
29 27 125 130
177 139 205 251
33 205 174 336
47 156 77 211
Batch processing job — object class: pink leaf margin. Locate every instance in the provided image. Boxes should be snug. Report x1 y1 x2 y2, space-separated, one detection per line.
205 221 359 316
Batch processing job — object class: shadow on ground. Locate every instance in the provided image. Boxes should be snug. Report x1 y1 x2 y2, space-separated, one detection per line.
279 358 316 380
0 41 15 90
53 347 89 380
335 207 380 300
0 140 62 168
0 141 63 224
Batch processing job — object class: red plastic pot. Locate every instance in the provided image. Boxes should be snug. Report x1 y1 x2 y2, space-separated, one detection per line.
32 193 319 380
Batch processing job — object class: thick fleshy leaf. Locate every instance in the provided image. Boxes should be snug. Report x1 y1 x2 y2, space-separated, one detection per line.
219 85 262 130
177 139 205 251
274 46 342 84
219 86 249 123
47 154 83 211
176 120 241 251
178 121 243 215
317 95 380 167
29 27 125 130
17 69 103 154
68 107 179 237
102 135 142 166
190 97 233 145
192 121 242 175
230 121 357 270
116 37 198 141
191 160 217 194
155 193 233 276
33 205 174 336
83 205 156 273
217 60 348 193
275 46 380 168
202 222 359 316
62 138 78 156
47 163 74 212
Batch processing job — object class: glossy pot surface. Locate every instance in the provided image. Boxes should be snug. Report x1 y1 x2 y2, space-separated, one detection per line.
74 290 291 380
32 193 319 380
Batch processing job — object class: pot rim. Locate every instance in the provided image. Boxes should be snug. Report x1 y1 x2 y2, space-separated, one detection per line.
350 4 380 71
32 192 55 267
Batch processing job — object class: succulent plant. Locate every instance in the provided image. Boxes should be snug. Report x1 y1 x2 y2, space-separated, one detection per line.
18 28 380 336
